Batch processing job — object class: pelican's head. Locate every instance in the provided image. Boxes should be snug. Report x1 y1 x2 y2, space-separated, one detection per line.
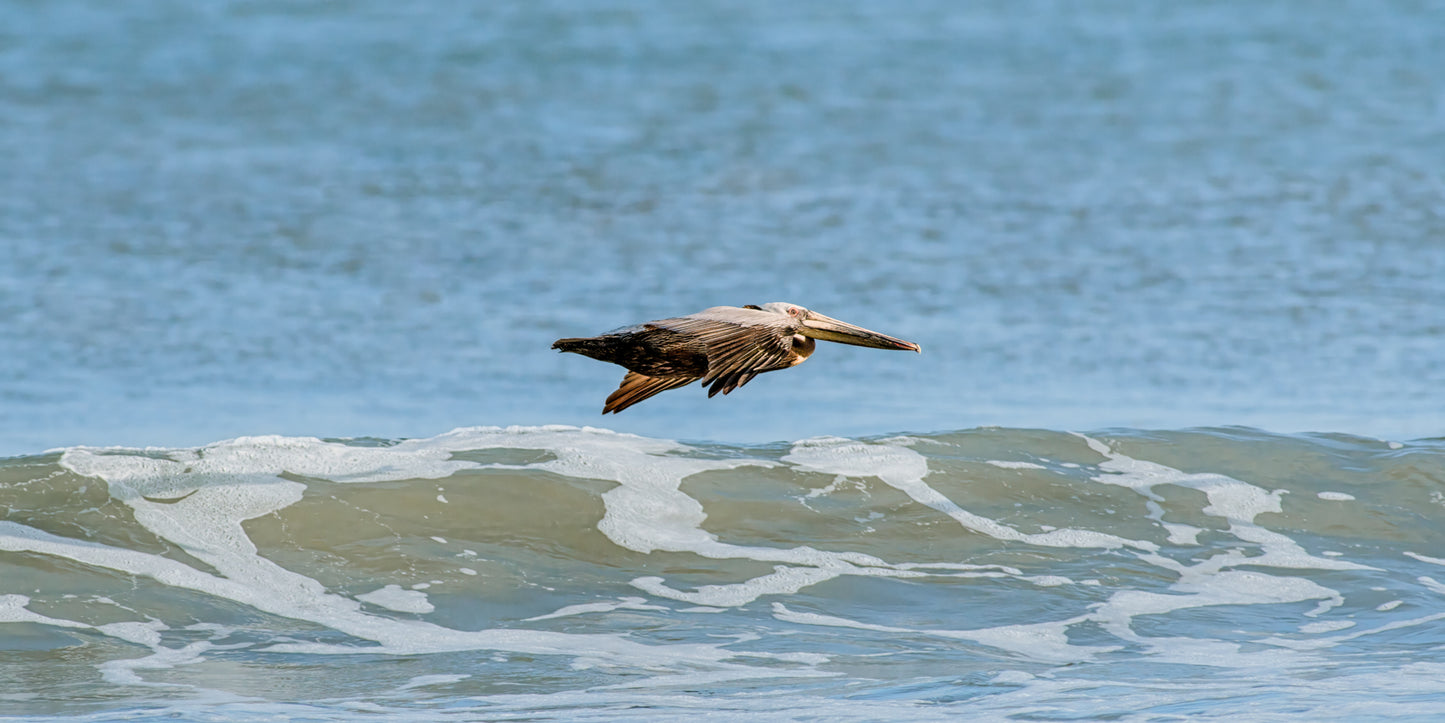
750 302 921 352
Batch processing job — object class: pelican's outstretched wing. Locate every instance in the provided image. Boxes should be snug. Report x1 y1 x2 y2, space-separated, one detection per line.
604 372 699 414
651 308 802 397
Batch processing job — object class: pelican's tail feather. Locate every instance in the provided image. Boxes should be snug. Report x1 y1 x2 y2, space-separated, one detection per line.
603 372 696 414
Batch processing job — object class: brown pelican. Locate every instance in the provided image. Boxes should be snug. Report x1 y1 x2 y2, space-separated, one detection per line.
553 302 921 413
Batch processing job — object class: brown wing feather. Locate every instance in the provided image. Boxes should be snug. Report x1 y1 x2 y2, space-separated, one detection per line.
705 346 775 396
603 371 698 414
652 317 799 394
573 308 803 411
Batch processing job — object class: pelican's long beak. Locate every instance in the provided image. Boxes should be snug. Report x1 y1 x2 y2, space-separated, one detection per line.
800 312 921 352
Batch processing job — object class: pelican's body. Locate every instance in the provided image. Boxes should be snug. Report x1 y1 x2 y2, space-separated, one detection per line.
552 302 920 413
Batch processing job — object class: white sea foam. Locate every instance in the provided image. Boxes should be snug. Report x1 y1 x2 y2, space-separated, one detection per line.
785 437 1152 551
633 564 921 607
1078 434 1373 572
0 519 742 668
1300 620 1355 633
985 460 1046 470
0 593 241 692
395 673 470 691
358 585 435 614
1090 568 1344 640
1262 610 1445 652
770 603 1112 663
525 597 669 622
1418 576 1445 595
476 427 976 607
0 594 89 629
1161 521 1204 545
750 434 1389 671
98 637 214 688
1405 551 1445 567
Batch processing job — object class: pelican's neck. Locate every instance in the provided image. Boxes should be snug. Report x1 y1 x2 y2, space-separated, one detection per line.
792 334 816 359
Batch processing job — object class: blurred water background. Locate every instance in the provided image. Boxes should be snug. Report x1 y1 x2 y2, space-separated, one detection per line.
3 1 1445 720
3 0 1442 453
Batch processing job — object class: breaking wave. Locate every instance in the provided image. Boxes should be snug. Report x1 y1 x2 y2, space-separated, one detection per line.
3 425 1444 720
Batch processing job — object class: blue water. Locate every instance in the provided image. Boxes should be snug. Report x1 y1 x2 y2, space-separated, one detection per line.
3 1 1445 719
4 0 1443 455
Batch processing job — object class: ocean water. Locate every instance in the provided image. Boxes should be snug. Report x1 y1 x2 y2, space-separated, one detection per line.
4 427 1445 721
4 0 1445 720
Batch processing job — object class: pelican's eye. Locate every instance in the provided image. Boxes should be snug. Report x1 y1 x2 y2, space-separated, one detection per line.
789 307 802 317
